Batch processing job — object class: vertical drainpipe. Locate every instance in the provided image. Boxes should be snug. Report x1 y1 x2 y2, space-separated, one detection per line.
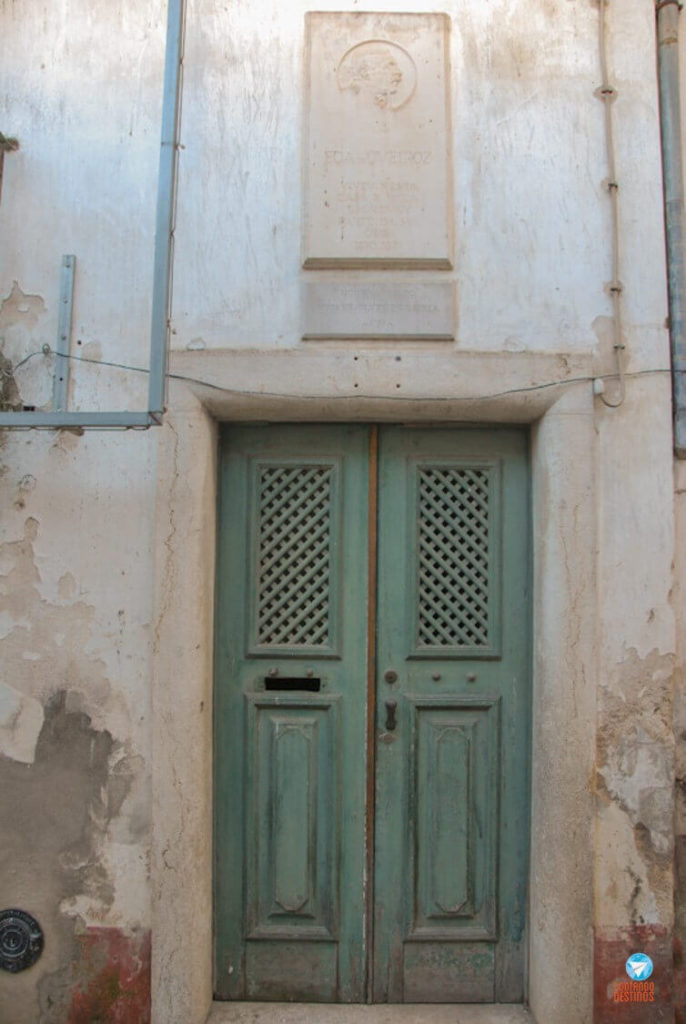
657 0 686 458
149 0 185 420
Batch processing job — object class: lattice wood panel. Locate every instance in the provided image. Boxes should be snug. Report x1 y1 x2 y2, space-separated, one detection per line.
256 464 333 647
417 467 490 647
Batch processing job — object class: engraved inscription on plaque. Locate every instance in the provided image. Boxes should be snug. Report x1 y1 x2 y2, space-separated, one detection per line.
302 282 454 340
303 13 453 269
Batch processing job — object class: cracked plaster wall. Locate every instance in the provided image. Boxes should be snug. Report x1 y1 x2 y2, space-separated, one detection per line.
0 430 156 1024
592 382 678 1021
674 459 686 1023
1 3 162 1011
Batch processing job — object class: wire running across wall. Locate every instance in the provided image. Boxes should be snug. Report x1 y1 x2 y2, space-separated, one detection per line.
7 347 670 410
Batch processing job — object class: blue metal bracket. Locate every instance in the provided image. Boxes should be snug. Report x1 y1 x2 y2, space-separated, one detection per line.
0 0 185 430
53 255 75 412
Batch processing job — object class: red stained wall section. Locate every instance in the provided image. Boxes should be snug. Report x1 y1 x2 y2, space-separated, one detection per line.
67 927 151 1024
675 935 686 1024
594 925 674 1024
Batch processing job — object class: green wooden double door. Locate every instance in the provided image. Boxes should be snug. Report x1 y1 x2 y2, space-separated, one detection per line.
215 425 530 1004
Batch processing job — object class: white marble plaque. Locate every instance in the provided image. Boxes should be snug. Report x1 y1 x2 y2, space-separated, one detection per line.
302 282 454 339
303 12 453 269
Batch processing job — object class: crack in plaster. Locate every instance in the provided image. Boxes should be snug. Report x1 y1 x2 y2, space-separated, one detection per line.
153 420 179 658
595 647 676 925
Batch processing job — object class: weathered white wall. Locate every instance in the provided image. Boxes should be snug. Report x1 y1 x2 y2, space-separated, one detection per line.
0 0 680 1022
172 0 666 359
0 3 163 1020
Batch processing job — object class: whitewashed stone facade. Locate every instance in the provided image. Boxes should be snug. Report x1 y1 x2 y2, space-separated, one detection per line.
0 2 684 1022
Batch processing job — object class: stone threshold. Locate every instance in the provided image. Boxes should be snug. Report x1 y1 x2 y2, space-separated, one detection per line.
208 1003 536 1024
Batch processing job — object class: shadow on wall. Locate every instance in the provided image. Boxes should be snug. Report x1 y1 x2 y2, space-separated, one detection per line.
0 692 150 1024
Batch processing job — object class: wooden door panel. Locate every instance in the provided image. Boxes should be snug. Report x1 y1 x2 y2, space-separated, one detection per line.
373 427 530 1003
409 697 499 941
245 695 340 941
215 425 369 1002
402 942 495 1002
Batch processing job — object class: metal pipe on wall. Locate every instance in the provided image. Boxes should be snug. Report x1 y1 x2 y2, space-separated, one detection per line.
657 0 686 458
148 0 185 419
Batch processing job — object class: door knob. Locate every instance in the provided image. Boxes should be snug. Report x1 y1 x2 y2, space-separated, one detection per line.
384 669 398 684
384 700 397 731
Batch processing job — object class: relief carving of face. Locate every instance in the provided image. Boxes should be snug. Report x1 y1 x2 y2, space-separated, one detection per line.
337 40 417 111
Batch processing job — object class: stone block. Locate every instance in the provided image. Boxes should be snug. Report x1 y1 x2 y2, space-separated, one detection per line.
302 281 454 339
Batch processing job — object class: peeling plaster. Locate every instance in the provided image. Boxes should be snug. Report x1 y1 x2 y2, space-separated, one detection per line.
14 473 37 510
0 680 44 763
0 350 22 411
0 692 149 1024
595 647 676 925
0 281 46 332
0 517 113 720
0 282 49 412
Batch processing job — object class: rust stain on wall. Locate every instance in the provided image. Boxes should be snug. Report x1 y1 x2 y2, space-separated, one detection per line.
594 925 673 1022
674 642 686 1023
67 927 150 1024
675 921 686 1024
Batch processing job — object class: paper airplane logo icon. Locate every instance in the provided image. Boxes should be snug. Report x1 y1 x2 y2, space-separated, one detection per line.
625 953 653 981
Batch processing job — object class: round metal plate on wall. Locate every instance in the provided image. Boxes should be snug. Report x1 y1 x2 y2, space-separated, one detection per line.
0 909 44 973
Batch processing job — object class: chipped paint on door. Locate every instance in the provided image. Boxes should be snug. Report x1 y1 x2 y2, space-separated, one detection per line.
214 425 531 1003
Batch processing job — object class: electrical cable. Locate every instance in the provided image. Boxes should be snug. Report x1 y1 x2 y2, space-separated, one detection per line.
6 346 670 404
0 7 656 420
4 0 636 421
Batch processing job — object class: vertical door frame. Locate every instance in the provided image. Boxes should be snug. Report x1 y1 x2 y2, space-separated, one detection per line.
150 382 597 1024
365 425 379 1002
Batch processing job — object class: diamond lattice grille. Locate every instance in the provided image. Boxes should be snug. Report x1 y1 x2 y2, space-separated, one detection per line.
418 467 490 647
256 465 332 647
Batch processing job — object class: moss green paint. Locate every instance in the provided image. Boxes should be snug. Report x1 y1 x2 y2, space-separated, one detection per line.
214 425 530 1004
